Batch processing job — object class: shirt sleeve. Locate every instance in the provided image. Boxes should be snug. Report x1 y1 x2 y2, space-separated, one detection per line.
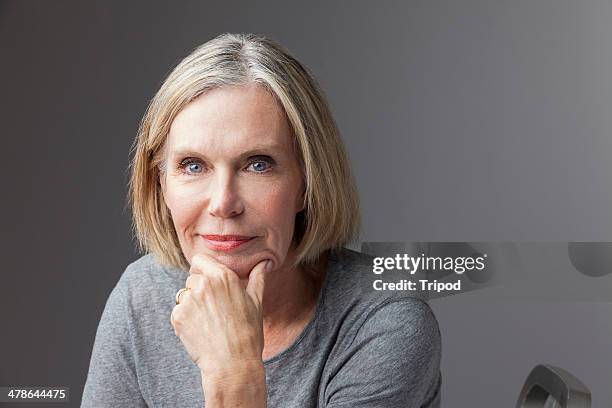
324 297 442 408
81 270 148 408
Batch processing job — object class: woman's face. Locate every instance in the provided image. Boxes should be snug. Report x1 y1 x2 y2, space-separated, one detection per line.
160 83 305 279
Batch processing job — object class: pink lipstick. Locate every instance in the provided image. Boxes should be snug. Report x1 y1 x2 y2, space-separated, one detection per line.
201 235 255 252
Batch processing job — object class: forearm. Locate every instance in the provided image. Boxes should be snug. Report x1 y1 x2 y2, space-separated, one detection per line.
201 361 267 408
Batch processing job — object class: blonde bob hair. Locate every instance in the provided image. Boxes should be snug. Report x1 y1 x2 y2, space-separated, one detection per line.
128 33 360 271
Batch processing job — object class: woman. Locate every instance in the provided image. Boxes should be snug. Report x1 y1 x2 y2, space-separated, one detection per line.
82 33 442 407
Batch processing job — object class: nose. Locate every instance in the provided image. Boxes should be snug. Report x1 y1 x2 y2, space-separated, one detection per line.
207 168 244 219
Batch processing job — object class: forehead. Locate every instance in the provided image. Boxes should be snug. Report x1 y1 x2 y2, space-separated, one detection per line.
166 83 293 155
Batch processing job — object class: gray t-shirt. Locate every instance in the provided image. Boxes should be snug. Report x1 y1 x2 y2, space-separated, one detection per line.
82 247 442 407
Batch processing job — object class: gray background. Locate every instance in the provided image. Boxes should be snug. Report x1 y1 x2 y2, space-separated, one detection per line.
1 0 611 406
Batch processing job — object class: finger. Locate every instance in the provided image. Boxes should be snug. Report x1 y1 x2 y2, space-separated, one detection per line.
170 307 181 336
185 274 200 290
184 275 210 305
246 260 272 306
190 253 216 275
190 253 236 282
177 287 192 304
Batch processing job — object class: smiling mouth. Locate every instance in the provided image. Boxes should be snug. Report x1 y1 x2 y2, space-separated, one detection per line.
201 235 256 251
202 234 254 241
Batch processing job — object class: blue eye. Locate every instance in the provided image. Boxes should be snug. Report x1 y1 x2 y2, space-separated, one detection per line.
187 163 202 173
248 159 273 173
178 158 203 175
177 156 273 175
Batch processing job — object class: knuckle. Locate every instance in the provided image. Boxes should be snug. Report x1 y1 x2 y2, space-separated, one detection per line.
171 306 185 322
218 267 232 278
190 254 208 273
185 274 198 288
189 255 239 285
192 285 206 298
216 266 237 283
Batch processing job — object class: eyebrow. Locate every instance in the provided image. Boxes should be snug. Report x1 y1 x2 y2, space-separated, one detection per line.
168 144 284 162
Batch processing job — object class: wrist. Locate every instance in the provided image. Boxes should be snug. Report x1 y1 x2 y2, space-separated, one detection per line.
201 358 264 382
201 361 266 407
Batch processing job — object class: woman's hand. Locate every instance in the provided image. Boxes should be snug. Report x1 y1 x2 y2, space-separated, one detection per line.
170 253 271 380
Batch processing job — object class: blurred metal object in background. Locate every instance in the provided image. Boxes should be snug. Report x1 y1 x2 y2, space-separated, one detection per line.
516 364 591 408
568 242 612 278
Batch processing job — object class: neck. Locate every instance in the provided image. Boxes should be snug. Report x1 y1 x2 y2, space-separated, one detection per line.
261 252 329 331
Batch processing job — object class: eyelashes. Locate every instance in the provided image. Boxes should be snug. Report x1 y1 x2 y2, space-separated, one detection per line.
177 156 276 176
177 158 204 175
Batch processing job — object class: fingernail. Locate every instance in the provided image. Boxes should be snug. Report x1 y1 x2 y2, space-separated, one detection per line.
265 260 273 272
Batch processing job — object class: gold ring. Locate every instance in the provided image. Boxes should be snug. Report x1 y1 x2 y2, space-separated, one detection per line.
175 287 190 305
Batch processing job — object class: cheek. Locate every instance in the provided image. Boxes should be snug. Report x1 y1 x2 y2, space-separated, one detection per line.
248 183 299 235
163 186 201 229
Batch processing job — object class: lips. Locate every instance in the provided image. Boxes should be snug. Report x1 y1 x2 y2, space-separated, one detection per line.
201 235 256 251
202 235 254 241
